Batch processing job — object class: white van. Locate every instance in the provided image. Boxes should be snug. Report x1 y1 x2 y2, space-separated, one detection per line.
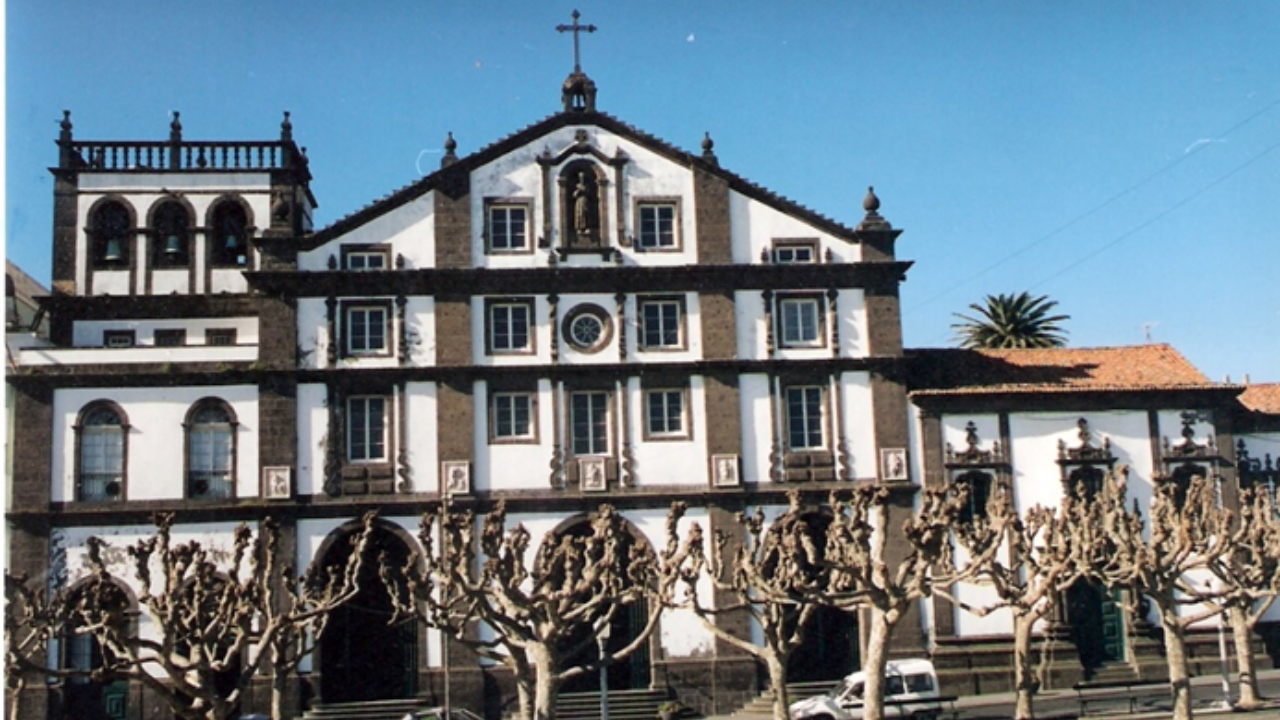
788 659 943 720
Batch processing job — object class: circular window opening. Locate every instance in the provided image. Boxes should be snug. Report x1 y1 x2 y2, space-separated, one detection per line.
563 304 613 354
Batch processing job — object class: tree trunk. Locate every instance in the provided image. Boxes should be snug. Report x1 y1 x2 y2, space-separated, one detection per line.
7 675 24 720
514 676 536 720
271 665 288 720
531 645 561 720
1012 612 1038 720
1159 609 1194 720
765 653 791 720
1229 604 1262 709
861 608 893 720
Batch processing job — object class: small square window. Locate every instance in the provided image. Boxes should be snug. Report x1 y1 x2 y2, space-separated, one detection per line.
487 299 534 354
347 396 388 463
773 241 818 264
786 386 825 451
487 202 531 253
491 392 536 442
638 298 684 350
154 329 186 347
343 303 391 356
645 389 687 439
636 201 678 251
778 296 824 348
206 328 237 346
103 330 136 348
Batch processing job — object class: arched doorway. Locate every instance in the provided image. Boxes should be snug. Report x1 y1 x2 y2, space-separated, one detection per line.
552 515 652 694
1066 579 1124 674
319 523 417 703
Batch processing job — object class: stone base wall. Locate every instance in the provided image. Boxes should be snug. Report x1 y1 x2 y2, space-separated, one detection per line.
652 657 759 717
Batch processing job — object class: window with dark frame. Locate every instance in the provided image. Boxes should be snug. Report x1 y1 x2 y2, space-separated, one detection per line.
77 404 125 501
205 328 237 346
785 386 825 451
955 470 993 524
346 396 388 463
491 392 535 441
772 241 818 264
639 298 683 350
571 391 609 455
187 402 234 499
778 296 823 348
488 300 533 353
154 329 186 347
645 389 686 438
344 250 388 271
488 203 530 252
344 304 389 355
103 330 136 348
637 202 677 250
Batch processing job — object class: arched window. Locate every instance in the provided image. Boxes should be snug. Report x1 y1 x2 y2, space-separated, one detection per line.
209 201 249 267
151 201 190 267
186 400 236 499
91 201 132 267
76 403 127 501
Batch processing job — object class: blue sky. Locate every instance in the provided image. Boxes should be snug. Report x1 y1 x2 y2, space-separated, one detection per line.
7 2 1279 381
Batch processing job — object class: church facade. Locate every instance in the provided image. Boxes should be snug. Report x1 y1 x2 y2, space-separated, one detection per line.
7 57 1279 720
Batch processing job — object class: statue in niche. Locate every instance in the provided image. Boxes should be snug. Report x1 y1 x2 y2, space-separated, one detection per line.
561 162 602 249
573 174 592 239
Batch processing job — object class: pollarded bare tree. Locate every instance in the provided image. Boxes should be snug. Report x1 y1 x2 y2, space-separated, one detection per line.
4 571 95 718
1209 486 1280 709
1088 469 1233 720
941 480 1092 720
819 484 1001 720
661 491 829 720
386 501 663 720
68 512 376 720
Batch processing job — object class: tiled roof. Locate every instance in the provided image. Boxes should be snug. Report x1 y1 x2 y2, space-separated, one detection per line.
1239 384 1280 414
907 344 1228 395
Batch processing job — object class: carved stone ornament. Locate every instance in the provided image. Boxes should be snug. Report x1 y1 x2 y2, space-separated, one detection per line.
944 421 1007 469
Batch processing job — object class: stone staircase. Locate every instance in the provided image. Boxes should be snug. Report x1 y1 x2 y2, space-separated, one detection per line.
555 688 675 720
300 697 434 720
735 680 833 716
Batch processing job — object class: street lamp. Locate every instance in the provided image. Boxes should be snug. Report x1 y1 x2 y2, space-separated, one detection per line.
596 615 612 720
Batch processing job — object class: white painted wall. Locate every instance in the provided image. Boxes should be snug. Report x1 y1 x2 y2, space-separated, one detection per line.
296 383 328 496
298 193 435 271
51 386 259 502
727 190 861 265
73 317 259 347
470 295 552 367
839 372 877 480
474 379 554 493
405 382 440 494
739 374 775 484
625 376 710 486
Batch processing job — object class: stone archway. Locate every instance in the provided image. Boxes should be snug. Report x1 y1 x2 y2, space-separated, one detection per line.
318 521 417 703
787 511 859 683
550 512 653 694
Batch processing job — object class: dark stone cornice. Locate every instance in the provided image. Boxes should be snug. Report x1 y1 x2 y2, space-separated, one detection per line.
244 261 913 297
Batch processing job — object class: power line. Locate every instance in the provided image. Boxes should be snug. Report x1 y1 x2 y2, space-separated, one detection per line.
905 96 1280 316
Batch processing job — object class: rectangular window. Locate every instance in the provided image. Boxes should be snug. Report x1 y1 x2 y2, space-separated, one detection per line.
79 427 124 501
154 329 186 347
491 392 535 441
645 389 686 438
206 328 237 346
571 391 609 455
345 251 387 270
103 330 135 348
637 202 678 250
786 386 825 450
347 396 388 462
345 304 389 355
773 241 818 264
639 298 683 349
778 296 823 348
488 300 533 354
488 203 530 252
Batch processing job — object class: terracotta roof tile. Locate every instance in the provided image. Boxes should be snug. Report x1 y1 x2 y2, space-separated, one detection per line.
1239 384 1280 414
907 344 1226 395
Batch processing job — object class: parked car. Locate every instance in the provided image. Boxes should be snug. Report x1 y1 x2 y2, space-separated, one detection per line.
400 708 485 720
789 658 943 720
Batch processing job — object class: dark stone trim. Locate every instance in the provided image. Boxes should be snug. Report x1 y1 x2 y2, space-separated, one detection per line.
910 387 1245 415
245 261 913 297
39 293 262 319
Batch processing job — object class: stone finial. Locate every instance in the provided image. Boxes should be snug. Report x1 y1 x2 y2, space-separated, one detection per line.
170 111 182 144
60 110 73 141
442 132 458 168
701 132 718 165
280 111 293 142
863 186 880 214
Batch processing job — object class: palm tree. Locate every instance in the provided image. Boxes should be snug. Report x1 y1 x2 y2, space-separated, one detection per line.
952 292 1069 349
